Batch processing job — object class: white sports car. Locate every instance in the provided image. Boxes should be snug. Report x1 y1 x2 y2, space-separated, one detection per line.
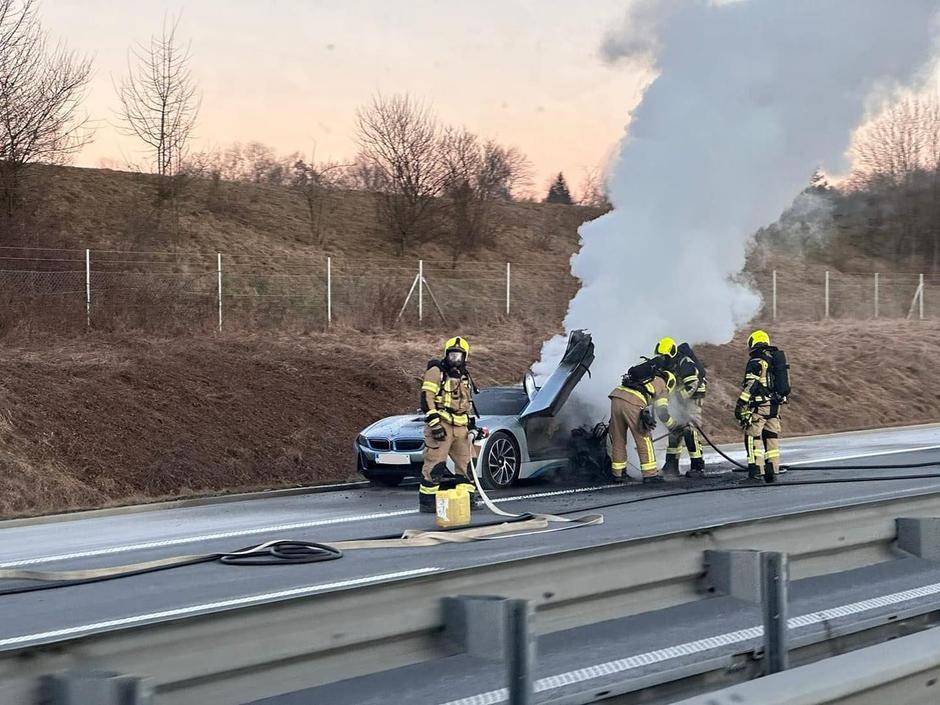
354 330 597 489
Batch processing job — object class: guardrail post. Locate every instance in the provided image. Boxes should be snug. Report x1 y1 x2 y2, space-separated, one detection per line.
896 517 940 559
507 598 535 705
761 551 789 674
41 671 153 704
702 549 789 674
443 595 535 704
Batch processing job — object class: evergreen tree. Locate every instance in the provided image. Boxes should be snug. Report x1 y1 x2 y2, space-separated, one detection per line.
545 172 573 204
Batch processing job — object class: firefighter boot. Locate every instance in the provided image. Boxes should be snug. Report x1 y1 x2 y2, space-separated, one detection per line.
687 457 706 480
661 454 680 478
642 474 665 485
419 479 439 513
745 464 763 483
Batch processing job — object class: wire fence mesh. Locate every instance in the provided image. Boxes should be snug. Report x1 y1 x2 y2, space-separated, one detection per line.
0 246 936 334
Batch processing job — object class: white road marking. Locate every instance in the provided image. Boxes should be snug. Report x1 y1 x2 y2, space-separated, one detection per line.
0 567 440 649
6 441 940 569
0 485 623 568
786 444 940 467
439 578 940 705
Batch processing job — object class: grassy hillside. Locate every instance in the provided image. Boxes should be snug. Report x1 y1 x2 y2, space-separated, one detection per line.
11 164 602 264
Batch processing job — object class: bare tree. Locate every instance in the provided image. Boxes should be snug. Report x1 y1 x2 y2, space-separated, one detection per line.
440 128 489 263
0 0 93 219
116 16 199 194
291 159 347 246
342 152 387 192
850 94 940 186
355 94 447 254
479 142 533 200
577 166 612 209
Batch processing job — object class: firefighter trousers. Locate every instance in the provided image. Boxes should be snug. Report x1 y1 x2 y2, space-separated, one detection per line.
422 422 473 483
609 396 657 478
745 413 782 477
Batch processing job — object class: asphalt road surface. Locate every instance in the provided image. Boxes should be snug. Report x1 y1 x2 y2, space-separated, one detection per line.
0 423 938 651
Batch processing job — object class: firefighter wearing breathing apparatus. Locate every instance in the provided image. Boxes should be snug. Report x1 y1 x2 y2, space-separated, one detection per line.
608 356 680 484
419 336 484 513
734 330 790 483
655 337 707 479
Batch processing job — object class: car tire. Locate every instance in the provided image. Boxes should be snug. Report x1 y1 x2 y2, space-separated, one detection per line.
480 431 520 490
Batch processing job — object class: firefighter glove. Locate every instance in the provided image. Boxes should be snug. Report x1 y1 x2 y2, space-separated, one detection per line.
639 408 657 433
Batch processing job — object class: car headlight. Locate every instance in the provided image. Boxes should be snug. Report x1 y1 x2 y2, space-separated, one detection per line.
356 435 368 448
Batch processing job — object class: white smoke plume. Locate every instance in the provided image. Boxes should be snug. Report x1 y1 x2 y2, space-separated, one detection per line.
536 0 939 419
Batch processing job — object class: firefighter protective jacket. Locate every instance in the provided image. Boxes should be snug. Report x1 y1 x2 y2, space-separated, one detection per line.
738 349 776 416
421 364 473 427
675 354 706 400
610 372 679 430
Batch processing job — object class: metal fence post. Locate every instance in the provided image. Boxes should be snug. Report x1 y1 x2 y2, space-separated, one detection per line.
85 248 91 329
217 253 223 333
418 259 424 322
771 270 777 320
824 270 830 319
920 273 925 320
761 551 789 674
506 262 511 316
874 273 879 319
327 256 332 326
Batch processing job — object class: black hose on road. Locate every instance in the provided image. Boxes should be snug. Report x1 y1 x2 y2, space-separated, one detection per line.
0 540 342 596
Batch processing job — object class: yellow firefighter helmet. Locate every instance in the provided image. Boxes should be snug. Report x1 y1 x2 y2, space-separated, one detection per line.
747 330 770 349
443 336 470 359
655 337 678 358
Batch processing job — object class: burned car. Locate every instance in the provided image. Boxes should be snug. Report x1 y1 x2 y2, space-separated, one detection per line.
354 330 598 489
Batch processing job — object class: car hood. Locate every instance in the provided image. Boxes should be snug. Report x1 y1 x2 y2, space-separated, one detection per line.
520 329 594 420
362 414 424 438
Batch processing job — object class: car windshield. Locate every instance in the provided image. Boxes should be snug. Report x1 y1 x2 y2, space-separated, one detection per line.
473 387 529 416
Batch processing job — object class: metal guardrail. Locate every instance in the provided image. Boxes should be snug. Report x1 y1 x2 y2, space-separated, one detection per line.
3 492 940 705
673 625 940 705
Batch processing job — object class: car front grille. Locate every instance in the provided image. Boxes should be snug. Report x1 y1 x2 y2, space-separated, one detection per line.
367 438 391 451
394 439 423 452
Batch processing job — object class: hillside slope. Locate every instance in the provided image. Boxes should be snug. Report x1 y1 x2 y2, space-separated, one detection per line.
14 164 602 264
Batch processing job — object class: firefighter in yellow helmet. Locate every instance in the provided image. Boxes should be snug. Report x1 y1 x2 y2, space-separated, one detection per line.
608 355 680 484
734 330 784 483
419 336 482 512
655 337 707 479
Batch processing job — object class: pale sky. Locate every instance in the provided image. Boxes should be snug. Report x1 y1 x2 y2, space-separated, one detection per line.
41 0 648 196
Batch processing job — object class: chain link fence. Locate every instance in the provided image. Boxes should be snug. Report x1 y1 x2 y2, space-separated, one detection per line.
0 246 936 334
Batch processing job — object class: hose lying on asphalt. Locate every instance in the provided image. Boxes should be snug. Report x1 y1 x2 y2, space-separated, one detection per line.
0 540 342 596
692 421 940 474
0 514 601 595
